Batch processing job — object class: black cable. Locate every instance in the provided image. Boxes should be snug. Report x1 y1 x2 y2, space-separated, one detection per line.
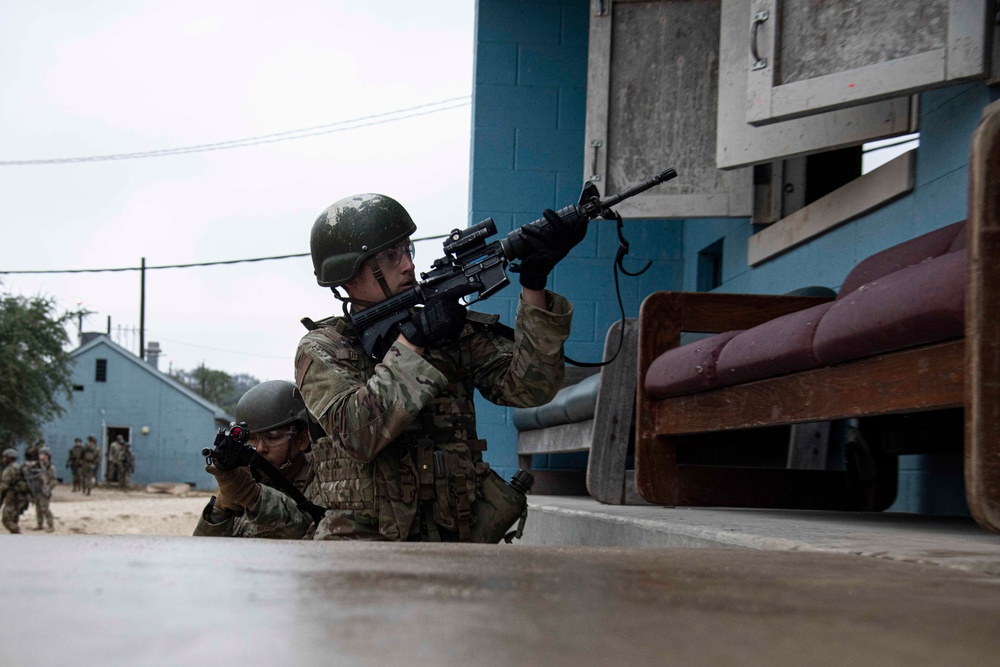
0 97 471 166
0 234 449 275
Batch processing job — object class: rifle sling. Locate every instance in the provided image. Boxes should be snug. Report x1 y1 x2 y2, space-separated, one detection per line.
249 452 326 526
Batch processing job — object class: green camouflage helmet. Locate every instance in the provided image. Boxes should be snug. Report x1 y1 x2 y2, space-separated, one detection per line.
310 193 417 287
234 380 309 434
2 449 17 459
39 447 52 456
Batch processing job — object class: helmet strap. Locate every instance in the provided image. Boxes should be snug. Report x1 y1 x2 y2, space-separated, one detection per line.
366 257 395 301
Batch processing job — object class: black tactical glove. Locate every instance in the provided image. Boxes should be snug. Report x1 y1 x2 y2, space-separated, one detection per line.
399 293 468 348
511 208 589 290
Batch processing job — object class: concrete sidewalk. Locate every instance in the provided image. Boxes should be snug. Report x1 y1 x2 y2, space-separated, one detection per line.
2 535 1000 666
522 495 1000 576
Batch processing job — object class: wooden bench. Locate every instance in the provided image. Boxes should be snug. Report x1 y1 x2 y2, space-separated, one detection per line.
515 319 644 503
634 100 1000 533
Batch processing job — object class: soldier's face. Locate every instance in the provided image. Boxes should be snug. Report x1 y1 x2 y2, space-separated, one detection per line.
251 429 309 468
344 240 416 305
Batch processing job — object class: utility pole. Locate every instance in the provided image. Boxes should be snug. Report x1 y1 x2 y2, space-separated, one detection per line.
140 257 146 360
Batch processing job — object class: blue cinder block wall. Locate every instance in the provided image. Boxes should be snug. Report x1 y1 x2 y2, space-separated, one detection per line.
470 0 683 480
471 1 999 512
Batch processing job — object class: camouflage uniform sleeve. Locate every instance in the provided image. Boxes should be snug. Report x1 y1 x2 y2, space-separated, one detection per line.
241 485 313 539
295 330 448 463
46 464 57 486
471 290 572 408
192 502 238 537
0 467 12 496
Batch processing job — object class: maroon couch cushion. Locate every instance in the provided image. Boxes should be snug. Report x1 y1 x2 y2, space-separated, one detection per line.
838 221 966 296
716 301 836 387
644 330 742 400
814 250 966 365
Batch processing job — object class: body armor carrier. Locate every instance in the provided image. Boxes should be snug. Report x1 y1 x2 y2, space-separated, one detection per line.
309 315 491 541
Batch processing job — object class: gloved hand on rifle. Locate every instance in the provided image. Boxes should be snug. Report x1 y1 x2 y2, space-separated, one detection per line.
399 292 468 349
511 208 589 290
206 464 261 513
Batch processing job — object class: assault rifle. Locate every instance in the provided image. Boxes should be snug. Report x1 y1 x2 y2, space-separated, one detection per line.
201 422 326 525
352 168 678 359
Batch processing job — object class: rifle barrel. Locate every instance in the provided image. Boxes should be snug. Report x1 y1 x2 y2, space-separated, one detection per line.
599 168 677 209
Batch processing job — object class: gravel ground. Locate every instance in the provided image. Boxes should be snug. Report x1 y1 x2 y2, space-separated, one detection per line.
10 483 215 536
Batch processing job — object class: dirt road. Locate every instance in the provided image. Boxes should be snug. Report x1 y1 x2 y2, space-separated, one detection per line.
13 483 214 536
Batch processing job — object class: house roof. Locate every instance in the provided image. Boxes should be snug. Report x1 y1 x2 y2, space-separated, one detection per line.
72 335 234 422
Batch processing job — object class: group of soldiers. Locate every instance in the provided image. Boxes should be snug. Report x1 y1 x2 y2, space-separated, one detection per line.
0 434 137 534
1 440 58 533
64 435 104 494
105 435 136 488
195 191 580 543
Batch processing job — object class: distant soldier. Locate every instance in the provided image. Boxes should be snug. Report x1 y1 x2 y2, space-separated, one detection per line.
24 438 44 462
0 449 30 534
119 441 135 489
80 435 101 496
108 435 124 485
25 447 56 532
66 437 85 492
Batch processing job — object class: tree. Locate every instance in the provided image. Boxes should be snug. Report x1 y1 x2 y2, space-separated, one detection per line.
0 290 77 450
169 364 259 416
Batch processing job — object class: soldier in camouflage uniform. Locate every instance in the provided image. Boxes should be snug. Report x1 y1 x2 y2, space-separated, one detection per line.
107 435 124 485
119 441 135 489
80 435 101 495
66 437 85 492
295 193 582 542
0 449 30 534
28 447 56 532
24 438 43 462
194 380 317 539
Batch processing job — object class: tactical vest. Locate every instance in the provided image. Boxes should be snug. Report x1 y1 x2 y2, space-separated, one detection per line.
308 315 492 541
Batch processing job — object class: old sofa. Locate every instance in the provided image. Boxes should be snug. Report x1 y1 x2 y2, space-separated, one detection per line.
634 100 1000 533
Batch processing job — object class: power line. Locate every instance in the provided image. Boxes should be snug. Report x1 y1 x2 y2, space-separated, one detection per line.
0 234 449 275
0 96 471 166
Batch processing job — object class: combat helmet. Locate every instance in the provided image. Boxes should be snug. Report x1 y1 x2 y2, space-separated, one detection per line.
2 449 17 459
234 381 309 434
310 193 416 288
38 447 52 457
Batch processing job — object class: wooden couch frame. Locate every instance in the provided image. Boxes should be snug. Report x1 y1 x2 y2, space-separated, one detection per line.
635 100 1000 533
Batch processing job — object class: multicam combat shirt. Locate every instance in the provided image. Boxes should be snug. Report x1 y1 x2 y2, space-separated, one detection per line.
295 292 572 540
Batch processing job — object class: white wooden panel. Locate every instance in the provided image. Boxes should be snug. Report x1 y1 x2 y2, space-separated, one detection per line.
746 0 989 126
718 0 915 170
584 0 751 218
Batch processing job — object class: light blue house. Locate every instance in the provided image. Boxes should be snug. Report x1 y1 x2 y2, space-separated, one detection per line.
471 0 999 514
41 334 230 488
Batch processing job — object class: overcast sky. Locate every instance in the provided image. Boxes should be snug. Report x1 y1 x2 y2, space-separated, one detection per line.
0 1 475 383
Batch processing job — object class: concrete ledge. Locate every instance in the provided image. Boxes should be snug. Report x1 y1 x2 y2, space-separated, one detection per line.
521 495 1000 576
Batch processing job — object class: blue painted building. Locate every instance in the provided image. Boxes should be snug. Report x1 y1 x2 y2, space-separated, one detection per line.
470 0 999 513
40 334 230 488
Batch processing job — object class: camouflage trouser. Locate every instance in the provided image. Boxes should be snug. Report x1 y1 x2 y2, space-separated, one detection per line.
70 467 81 492
120 469 131 489
2 500 28 533
34 496 54 530
80 465 96 494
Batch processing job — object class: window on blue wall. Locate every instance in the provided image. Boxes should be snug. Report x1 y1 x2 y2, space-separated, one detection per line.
697 239 724 292
73 385 84 392
95 359 107 383
862 133 920 174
